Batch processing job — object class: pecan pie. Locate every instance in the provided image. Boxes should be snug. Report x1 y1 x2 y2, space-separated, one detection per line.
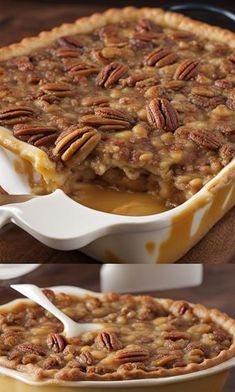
0 290 234 381
0 7 235 209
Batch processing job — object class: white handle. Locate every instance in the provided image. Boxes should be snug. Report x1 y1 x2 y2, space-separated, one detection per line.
11 284 78 334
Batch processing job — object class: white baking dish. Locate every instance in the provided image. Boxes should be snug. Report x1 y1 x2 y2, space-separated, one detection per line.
0 285 234 392
0 147 234 263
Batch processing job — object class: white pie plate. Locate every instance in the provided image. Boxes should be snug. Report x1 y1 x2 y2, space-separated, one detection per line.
0 285 234 392
0 146 235 263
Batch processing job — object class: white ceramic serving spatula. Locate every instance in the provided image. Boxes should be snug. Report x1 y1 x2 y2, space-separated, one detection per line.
0 147 145 250
11 284 103 337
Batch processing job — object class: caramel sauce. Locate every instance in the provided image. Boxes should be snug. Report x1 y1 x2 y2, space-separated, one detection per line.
145 241 156 255
71 183 168 216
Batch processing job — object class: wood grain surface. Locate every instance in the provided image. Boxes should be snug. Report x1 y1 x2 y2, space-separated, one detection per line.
0 0 234 263
0 264 234 390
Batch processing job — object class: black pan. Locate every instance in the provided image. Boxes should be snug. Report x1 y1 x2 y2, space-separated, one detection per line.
164 3 235 32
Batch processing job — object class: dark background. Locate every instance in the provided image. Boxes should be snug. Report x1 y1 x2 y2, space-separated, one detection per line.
0 264 234 390
0 0 235 47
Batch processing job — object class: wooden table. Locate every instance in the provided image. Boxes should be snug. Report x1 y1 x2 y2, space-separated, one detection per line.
0 0 235 263
0 264 234 390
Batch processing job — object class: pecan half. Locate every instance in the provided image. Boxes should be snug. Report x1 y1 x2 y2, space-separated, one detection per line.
136 18 154 33
189 129 222 150
85 297 102 311
47 334 67 353
132 32 162 42
66 62 100 76
0 106 34 124
10 56 34 72
80 107 134 131
95 332 122 352
57 35 83 48
13 124 58 147
53 126 100 165
56 47 80 58
115 349 149 363
40 83 73 97
220 143 235 162
145 48 178 68
96 62 128 88
77 351 95 366
17 343 45 356
95 107 135 125
153 354 180 367
163 331 190 341
146 98 178 131
174 59 200 80
169 31 195 41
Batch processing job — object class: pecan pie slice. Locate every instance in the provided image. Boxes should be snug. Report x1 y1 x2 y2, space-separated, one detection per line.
0 7 234 209
0 290 234 381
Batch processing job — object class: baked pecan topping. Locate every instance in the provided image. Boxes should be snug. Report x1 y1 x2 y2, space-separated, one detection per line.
66 62 100 76
40 83 73 97
189 129 222 150
95 332 122 352
17 343 45 356
115 349 149 363
13 124 58 147
47 334 67 353
174 59 200 80
96 62 128 88
80 107 134 130
0 106 34 124
77 351 95 366
57 35 83 48
53 126 101 164
145 48 178 68
146 98 179 131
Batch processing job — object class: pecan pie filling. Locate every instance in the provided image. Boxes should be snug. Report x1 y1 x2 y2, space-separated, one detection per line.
0 12 235 211
0 290 234 381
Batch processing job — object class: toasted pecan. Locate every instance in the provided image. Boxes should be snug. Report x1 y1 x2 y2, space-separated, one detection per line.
189 129 222 150
96 62 128 88
47 334 67 353
174 59 200 80
115 349 149 363
145 48 178 68
95 332 122 352
53 126 101 165
146 98 178 131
